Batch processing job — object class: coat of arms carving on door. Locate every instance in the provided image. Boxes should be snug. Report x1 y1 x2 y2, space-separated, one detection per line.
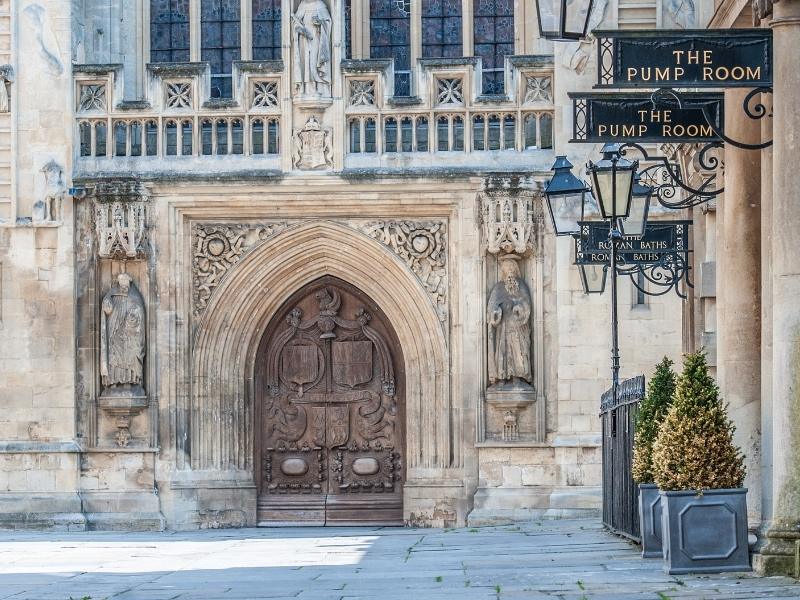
256 277 405 525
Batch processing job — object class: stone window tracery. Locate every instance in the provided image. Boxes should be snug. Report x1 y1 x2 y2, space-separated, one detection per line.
201 0 242 98
150 0 191 63
473 0 514 95
422 0 463 58
253 0 282 60
370 0 412 96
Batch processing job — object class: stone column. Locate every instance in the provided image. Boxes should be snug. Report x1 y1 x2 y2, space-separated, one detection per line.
758 0 800 576
717 88 761 524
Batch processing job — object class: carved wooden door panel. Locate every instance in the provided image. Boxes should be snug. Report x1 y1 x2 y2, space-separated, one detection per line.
256 277 405 526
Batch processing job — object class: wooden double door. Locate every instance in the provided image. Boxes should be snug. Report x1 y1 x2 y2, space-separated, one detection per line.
256 277 405 525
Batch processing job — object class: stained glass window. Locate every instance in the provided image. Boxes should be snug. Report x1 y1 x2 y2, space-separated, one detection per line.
473 0 514 94
344 0 352 59
370 0 412 96
201 0 241 98
150 0 190 63
253 0 282 60
422 0 462 58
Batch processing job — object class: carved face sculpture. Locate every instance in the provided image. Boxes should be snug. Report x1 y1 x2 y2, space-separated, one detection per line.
500 257 522 294
117 273 132 293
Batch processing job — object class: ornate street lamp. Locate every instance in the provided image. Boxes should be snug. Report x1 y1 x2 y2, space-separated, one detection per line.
619 172 653 237
535 0 595 41
579 263 607 294
544 156 592 236
587 143 638 220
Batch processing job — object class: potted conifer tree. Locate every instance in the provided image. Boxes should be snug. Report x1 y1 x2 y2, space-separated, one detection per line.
632 357 676 558
651 351 749 574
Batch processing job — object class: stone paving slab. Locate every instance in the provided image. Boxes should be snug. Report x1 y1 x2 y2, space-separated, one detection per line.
0 519 797 599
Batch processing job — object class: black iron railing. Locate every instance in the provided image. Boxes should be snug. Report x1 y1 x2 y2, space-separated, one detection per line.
600 375 645 542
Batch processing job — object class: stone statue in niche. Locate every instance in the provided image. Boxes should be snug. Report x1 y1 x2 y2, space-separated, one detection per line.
487 255 532 388
292 0 332 98
100 273 146 394
32 160 66 224
0 65 13 112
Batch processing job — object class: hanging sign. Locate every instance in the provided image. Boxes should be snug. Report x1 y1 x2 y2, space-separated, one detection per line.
575 221 691 265
570 92 723 143
595 29 773 88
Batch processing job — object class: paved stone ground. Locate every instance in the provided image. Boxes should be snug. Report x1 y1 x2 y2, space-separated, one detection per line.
0 519 797 600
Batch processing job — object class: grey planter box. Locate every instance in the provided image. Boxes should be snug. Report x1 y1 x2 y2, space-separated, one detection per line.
638 484 662 558
660 488 751 574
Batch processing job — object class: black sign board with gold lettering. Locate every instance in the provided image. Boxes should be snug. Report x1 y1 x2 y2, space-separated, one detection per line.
575 220 691 266
595 29 772 88
570 92 723 143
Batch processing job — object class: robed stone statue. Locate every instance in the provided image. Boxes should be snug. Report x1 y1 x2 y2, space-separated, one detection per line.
100 273 146 394
487 256 532 387
292 0 332 97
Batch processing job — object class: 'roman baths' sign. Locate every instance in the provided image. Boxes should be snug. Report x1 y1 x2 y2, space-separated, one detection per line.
595 29 773 88
570 92 723 143
575 221 692 266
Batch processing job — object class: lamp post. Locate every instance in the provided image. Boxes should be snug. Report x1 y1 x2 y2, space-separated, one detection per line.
586 143 637 408
534 0 595 41
545 145 637 408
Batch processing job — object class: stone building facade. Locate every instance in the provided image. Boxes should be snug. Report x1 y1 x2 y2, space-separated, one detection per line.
1 0 703 532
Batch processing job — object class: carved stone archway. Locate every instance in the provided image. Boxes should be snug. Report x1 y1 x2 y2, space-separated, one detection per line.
188 221 453 491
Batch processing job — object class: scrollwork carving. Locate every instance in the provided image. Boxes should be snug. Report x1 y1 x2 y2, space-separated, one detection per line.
361 220 448 323
192 223 288 319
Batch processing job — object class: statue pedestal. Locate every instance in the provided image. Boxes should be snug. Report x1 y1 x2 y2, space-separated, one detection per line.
485 383 535 442
98 386 148 447
293 95 333 111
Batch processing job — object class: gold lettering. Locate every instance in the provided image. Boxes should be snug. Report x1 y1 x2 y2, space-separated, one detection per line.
627 67 637 81
716 66 730 80
663 125 672 136
639 124 647 137
700 124 713 137
598 125 607 136
703 50 713 64
623 125 636 137
672 50 685 64
663 110 672 123
675 67 685 79
746 66 761 80
731 66 745 80
687 50 700 65
656 67 670 81
637 109 648 122
703 66 714 80
650 111 661 123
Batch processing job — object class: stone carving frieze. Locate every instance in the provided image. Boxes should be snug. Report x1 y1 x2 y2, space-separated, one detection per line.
192 223 289 319
361 220 448 323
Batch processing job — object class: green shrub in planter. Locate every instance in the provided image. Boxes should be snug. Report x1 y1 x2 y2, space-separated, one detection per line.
632 357 676 558
651 351 749 574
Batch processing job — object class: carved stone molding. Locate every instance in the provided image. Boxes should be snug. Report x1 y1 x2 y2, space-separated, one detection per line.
192 223 289 319
92 180 150 259
479 185 543 256
360 220 448 323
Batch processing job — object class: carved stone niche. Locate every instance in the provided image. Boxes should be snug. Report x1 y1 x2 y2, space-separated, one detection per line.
291 0 334 109
92 180 149 259
480 180 544 441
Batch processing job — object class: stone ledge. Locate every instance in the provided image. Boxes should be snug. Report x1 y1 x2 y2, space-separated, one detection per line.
84 512 166 532
0 441 81 453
